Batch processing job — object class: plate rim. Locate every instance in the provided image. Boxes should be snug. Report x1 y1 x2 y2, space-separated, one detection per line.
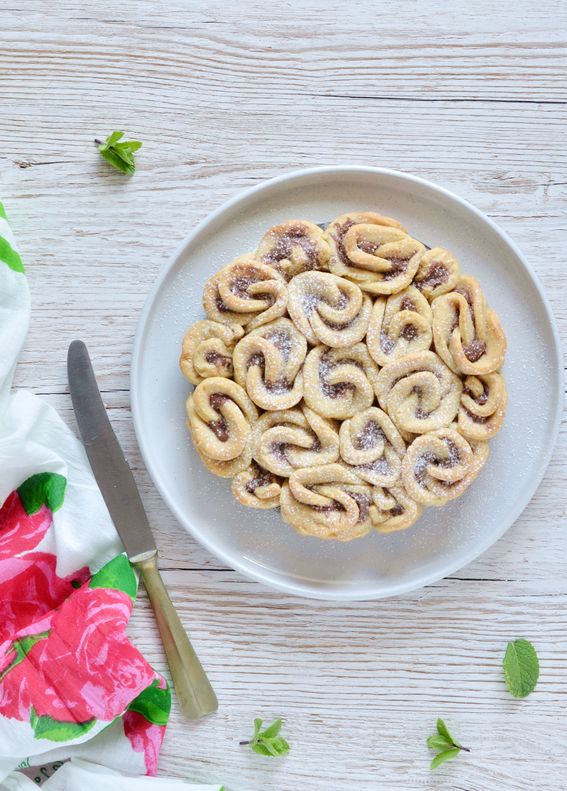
131 165 564 601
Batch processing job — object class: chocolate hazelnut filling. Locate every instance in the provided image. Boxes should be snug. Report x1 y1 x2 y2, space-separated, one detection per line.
204 351 232 368
463 339 487 363
416 263 448 291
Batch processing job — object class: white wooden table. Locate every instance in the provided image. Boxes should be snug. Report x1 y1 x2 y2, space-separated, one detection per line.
3 2 567 788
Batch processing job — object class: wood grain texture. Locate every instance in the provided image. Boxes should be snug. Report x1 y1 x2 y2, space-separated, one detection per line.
2 0 567 788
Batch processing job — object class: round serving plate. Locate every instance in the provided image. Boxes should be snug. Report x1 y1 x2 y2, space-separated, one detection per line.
131 166 563 601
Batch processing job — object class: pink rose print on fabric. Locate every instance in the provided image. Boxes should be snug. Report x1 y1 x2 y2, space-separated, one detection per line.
0 492 52 560
0 553 89 640
17 586 157 724
123 711 166 776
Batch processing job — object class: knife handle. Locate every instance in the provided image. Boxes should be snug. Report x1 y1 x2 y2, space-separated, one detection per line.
135 553 218 720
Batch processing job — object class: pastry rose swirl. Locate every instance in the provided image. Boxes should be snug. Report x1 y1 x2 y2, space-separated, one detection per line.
369 485 422 534
287 271 371 347
232 463 282 509
376 350 462 435
303 343 380 420
280 463 373 541
180 319 244 385
432 275 506 375
366 285 433 367
203 257 287 330
326 212 425 295
182 209 507 541
255 220 330 280
458 372 507 441
251 405 339 476
186 377 258 477
339 407 406 486
413 247 461 301
402 426 488 506
233 317 307 410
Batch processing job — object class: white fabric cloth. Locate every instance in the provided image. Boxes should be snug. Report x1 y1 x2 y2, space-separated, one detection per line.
0 207 222 789
2 759 221 790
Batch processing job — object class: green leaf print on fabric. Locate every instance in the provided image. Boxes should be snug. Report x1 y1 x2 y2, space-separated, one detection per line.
30 708 96 741
0 234 24 273
127 679 171 726
17 473 67 515
0 202 6 219
0 632 50 682
89 553 137 601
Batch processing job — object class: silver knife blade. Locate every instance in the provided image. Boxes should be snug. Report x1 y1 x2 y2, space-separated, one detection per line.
67 340 156 563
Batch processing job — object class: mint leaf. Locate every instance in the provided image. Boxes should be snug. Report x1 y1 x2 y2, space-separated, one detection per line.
436 718 454 743
427 735 453 751
430 748 461 770
241 717 290 759
427 719 469 771
17 472 66 514
503 638 540 698
96 131 142 176
90 554 137 600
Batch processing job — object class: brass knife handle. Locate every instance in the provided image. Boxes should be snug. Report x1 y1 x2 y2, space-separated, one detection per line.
135 553 218 720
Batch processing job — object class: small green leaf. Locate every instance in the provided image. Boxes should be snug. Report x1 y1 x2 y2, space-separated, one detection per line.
244 717 290 758
436 718 454 744
127 679 171 725
430 748 460 770
251 742 273 756
0 202 7 219
261 718 282 739
427 735 453 751
503 639 540 698
30 708 96 742
89 554 137 600
17 472 66 514
97 131 142 176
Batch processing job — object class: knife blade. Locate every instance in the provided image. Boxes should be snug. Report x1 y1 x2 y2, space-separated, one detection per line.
67 339 218 719
67 339 155 563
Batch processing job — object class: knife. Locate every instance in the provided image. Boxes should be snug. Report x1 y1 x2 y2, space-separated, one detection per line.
67 339 218 720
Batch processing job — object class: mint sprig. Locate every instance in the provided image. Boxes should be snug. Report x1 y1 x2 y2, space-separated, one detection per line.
503 638 539 698
427 719 469 770
240 718 290 758
95 131 142 175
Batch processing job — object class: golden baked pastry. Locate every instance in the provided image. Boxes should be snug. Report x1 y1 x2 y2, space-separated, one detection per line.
401 427 488 506
458 372 507 441
232 463 282 509
432 275 506 375
326 212 425 295
375 351 462 435
180 320 244 385
413 247 461 301
251 405 339 476
203 257 287 330
366 285 433 366
186 377 258 478
280 463 373 541
287 271 372 347
303 343 380 420
338 407 405 486
255 220 330 280
232 317 307 410
369 485 422 533
182 210 507 542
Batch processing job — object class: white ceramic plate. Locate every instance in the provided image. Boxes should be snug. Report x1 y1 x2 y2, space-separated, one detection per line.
131 166 562 601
